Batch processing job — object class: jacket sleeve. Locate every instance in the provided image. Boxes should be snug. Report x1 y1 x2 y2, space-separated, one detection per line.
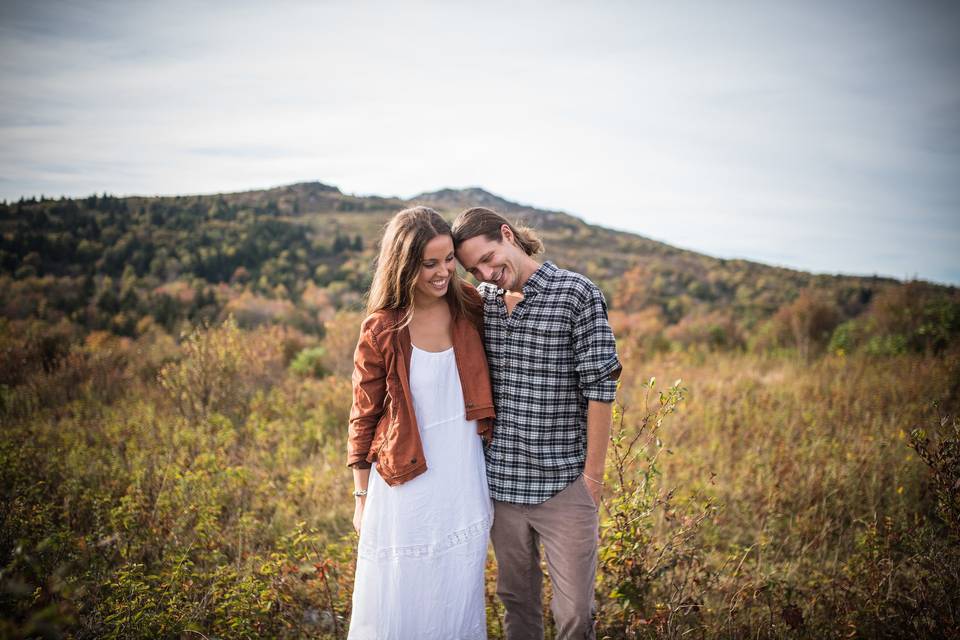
347 324 387 468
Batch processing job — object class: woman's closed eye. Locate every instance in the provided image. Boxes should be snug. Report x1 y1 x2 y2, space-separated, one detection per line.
425 254 455 268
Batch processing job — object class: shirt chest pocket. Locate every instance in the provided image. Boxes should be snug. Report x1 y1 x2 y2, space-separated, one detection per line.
524 328 572 367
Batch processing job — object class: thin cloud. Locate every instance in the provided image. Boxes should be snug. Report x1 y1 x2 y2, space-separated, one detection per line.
0 0 957 283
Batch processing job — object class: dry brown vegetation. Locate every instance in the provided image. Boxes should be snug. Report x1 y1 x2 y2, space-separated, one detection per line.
2 309 958 638
2 185 959 638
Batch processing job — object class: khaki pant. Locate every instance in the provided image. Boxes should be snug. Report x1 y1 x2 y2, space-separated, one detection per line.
491 476 599 640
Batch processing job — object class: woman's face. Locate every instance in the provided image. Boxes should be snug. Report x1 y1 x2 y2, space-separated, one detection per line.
413 234 455 306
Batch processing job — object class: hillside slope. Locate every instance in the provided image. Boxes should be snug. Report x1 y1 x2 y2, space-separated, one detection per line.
0 181 940 347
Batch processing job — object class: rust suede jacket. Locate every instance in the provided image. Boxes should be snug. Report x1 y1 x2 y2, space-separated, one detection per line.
346 295 496 486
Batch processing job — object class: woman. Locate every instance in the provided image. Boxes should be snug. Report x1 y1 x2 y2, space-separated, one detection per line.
346 206 495 639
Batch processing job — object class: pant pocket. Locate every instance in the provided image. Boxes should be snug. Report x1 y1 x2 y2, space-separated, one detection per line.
576 475 600 512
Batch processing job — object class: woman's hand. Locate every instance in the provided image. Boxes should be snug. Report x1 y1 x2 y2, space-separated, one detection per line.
351 468 370 534
353 497 366 534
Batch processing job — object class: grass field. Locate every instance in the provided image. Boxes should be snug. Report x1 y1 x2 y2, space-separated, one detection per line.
1 318 958 638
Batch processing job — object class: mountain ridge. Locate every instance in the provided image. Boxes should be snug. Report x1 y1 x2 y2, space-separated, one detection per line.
3 180 945 349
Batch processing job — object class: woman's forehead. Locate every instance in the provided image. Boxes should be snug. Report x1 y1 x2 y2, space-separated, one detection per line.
422 234 453 258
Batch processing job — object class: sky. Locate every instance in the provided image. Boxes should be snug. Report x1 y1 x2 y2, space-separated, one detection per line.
1 0 958 284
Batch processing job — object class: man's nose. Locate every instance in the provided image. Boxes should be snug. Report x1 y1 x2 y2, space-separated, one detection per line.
477 266 492 282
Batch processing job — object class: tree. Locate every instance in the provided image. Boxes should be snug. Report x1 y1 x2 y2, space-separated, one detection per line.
772 288 841 360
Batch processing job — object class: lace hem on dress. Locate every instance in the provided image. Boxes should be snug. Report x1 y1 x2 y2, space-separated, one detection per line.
357 514 492 561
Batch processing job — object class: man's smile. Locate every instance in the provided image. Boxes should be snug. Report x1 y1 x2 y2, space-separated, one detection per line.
492 267 505 287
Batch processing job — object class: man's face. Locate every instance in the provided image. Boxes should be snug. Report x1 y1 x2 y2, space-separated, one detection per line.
456 229 525 291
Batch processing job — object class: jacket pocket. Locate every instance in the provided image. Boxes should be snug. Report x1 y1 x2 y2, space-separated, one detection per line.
373 435 393 477
368 420 387 457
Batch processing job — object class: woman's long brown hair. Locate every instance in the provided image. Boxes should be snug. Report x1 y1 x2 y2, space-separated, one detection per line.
366 206 481 328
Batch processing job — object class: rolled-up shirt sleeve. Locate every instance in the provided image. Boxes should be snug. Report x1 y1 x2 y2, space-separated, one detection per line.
347 325 387 468
572 285 622 402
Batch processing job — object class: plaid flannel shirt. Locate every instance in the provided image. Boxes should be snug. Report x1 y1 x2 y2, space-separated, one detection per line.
479 261 622 505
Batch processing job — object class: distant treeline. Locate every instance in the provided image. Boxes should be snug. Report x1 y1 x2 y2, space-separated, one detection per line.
1 185 958 360
1 191 371 337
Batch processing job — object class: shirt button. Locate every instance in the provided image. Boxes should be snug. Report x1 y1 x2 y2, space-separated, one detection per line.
466 402 474 408
410 458 417 464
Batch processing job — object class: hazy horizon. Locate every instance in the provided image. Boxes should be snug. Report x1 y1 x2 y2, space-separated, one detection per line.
2 0 958 284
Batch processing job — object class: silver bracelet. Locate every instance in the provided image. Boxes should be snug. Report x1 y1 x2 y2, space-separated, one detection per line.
353 489 368 497
582 473 605 486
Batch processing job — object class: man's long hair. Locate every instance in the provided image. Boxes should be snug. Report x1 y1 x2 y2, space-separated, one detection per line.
451 207 545 255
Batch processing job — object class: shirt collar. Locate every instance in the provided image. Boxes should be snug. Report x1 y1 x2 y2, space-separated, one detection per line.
521 261 557 295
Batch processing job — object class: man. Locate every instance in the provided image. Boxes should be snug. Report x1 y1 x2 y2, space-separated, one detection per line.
452 207 622 640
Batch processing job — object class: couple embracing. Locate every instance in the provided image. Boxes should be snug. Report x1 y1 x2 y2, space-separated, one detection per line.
346 206 622 640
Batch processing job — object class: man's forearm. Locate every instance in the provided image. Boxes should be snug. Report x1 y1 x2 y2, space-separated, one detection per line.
584 400 613 480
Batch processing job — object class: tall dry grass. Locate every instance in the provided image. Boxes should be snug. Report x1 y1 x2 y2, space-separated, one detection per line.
608 346 960 638
2 315 958 638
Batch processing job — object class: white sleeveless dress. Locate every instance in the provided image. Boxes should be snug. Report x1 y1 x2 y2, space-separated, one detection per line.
348 345 493 640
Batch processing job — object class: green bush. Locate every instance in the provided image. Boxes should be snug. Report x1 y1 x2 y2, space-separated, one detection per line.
595 379 717 639
827 319 859 355
864 333 908 357
290 346 328 378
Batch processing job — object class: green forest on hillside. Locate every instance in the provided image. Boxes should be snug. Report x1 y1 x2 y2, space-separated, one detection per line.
2 184 959 638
